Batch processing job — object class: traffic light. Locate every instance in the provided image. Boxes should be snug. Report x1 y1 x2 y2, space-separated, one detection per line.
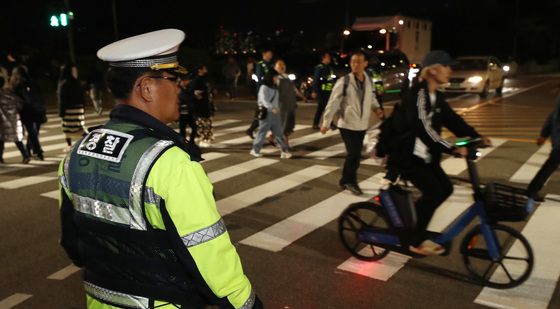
49 12 73 27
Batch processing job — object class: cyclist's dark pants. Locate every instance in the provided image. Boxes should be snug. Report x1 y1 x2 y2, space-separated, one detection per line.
402 157 454 245
527 146 560 198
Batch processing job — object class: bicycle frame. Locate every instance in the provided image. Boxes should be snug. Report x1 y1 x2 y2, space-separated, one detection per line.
360 142 502 260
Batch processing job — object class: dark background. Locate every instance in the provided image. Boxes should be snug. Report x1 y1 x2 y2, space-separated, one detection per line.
0 0 559 86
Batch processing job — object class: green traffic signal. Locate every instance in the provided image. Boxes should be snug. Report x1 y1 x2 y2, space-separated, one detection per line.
50 12 72 27
50 15 60 27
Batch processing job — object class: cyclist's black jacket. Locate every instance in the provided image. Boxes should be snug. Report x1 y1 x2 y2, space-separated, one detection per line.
387 80 480 170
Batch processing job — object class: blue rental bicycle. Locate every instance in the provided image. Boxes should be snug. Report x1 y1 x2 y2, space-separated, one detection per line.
338 138 535 289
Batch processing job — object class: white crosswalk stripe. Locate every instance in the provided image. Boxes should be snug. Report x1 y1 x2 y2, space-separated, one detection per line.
208 158 277 183
509 144 552 184
240 173 385 252
217 165 337 216
0 171 58 189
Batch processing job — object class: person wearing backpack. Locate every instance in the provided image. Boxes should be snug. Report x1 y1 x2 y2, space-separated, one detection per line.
320 51 384 195
384 50 491 256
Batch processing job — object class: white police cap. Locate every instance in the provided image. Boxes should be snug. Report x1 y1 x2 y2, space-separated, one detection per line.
97 29 187 74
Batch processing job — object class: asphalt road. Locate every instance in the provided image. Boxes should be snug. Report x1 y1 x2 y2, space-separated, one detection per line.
1 75 559 309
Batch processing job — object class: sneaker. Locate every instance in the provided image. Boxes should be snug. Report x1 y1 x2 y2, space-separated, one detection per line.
249 149 263 157
63 146 72 153
246 129 254 139
280 151 292 159
342 183 363 196
22 157 31 164
409 240 445 256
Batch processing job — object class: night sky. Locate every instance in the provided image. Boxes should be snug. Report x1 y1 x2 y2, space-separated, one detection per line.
1 0 559 63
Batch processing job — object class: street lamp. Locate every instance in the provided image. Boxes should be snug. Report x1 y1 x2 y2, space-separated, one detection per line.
343 29 351 36
398 19 404 25
379 29 389 51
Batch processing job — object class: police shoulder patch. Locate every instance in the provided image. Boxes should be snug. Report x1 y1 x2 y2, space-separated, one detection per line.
77 129 133 163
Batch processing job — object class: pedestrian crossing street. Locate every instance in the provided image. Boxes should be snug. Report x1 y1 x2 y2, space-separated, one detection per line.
1 112 560 309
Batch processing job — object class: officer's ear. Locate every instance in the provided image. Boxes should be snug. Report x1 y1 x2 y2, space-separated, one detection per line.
137 75 155 102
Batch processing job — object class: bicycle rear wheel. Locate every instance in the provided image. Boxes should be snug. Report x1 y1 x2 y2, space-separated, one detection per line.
338 202 391 261
461 224 533 289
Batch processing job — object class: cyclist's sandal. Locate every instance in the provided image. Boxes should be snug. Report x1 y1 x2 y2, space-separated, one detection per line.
409 240 445 256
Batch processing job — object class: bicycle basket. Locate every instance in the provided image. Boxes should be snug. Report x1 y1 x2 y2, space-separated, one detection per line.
483 182 529 222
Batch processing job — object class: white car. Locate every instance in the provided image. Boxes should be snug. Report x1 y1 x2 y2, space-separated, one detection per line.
441 56 505 98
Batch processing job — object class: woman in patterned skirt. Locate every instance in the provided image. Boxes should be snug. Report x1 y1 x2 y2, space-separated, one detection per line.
57 64 86 152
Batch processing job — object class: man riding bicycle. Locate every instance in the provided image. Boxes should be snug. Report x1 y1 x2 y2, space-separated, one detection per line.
385 50 492 256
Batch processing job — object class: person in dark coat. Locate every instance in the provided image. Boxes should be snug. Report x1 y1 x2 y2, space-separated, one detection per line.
0 76 29 163
57 64 86 151
178 75 197 143
188 65 214 147
526 96 560 201
11 66 45 160
386 50 491 256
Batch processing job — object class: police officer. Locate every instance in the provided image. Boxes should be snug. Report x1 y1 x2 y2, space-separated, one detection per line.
58 29 262 309
311 52 335 129
366 55 385 110
246 49 274 138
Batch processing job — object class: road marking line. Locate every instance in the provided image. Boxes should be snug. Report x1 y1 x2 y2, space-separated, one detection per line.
215 125 310 147
440 138 506 175
213 125 251 138
260 128 333 154
0 171 58 189
217 165 337 216
47 264 81 280
208 158 277 183
41 190 59 200
509 144 552 184
2 142 69 159
337 184 473 281
0 294 32 309
305 142 346 159
4 134 65 149
474 196 560 309
201 152 228 162
211 119 242 127
457 81 552 116
240 173 385 252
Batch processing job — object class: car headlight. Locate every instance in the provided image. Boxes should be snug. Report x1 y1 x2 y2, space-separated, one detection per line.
503 65 510 72
467 76 483 84
288 74 296 81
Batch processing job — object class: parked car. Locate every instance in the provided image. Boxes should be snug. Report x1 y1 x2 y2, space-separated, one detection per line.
441 56 505 98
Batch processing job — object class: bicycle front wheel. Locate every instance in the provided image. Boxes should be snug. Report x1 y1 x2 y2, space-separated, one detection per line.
338 202 391 261
461 224 533 289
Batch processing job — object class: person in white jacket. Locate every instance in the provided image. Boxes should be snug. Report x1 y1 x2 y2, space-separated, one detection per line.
320 51 384 195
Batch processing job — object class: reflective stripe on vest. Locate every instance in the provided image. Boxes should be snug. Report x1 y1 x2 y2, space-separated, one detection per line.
321 83 333 91
240 289 256 309
181 218 227 248
84 281 150 309
130 140 173 230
